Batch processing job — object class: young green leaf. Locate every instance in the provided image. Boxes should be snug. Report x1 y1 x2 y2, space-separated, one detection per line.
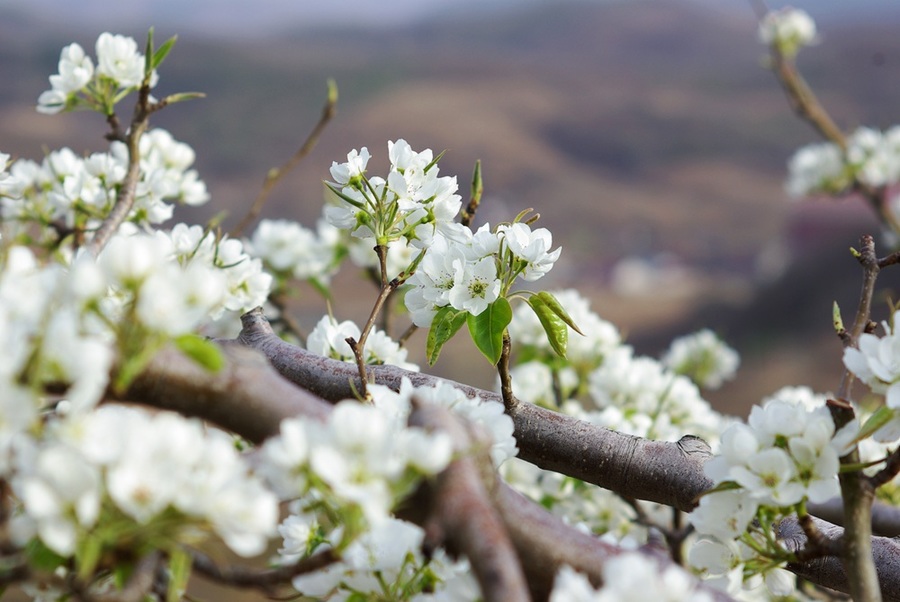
175 334 224 373
467 298 512 364
852 406 896 445
536 291 584 335
152 35 178 69
76 535 103 581
426 306 468 365
528 294 568 358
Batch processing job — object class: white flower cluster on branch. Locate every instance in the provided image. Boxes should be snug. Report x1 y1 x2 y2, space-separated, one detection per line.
5 14 900 601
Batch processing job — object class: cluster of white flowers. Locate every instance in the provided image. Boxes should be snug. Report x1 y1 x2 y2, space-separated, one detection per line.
96 224 270 336
306 314 419 371
405 220 560 326
326 139 461 247
758 7 817 57
260 379 514 526
551 558 713 602
248 218 340 283
661 329 740 390
685 387 849 597
786 126 900 199
0 246 112 445
587 346 727 443
282 515 478 600
259 395 453 526
12 405 278 559
37 32 158 114
688 537 795 598
501 457 646 542
1 128 208 239
261 379 516 598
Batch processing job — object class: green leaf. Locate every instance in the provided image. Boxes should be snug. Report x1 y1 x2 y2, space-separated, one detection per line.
26 539 67 572
152 35 178 69
426 306 468 365
466 298 512 364
536 291 584 336
175 334 224 373
325 182 365 208
143 28 155 75
528 295 568 358
854 406 897 444
76 535 103 581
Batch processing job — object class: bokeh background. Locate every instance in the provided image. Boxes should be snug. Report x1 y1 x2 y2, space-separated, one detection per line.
3 0 900 422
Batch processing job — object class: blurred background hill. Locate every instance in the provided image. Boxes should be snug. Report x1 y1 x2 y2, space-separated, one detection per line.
2 0 900 418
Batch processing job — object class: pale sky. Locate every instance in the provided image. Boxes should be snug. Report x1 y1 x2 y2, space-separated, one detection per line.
6 0 898 39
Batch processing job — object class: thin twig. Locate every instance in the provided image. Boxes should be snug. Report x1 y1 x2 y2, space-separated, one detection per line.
869 447 900 490
230 80 338 238
497 331 516 411
829 235 882 602
348 248 407 397
837 236 881 403
190 548 338 592
86 82 153 256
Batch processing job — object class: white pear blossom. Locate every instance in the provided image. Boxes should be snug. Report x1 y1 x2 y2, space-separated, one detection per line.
499 222 561 281
689 490 758 542
448 255 501 315
330 147 371 185
325 141 460 248
95 32 154 89
844 310 900 410
50 43 94 95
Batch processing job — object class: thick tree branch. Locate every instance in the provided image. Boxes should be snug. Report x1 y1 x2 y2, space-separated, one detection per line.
409 401 530 602
778 516 900 601
236 307 714 511
122 343 332 444
127 334 727 601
